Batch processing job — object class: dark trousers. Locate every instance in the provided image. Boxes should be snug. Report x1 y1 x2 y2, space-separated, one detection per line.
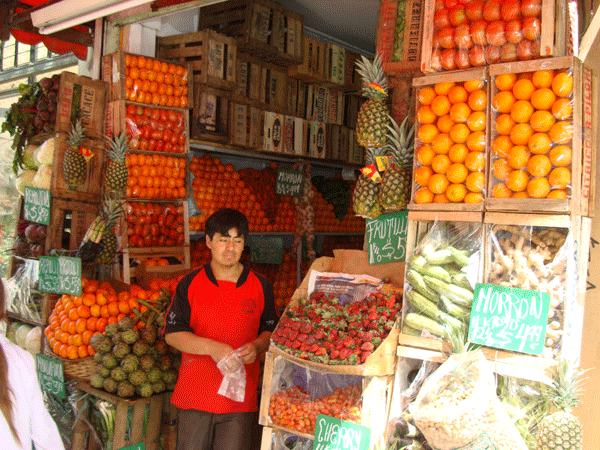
176 408 257 450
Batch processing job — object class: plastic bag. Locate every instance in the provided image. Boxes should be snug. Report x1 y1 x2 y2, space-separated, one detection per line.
217 350 246 402
5 258 44 323
410 350 527 450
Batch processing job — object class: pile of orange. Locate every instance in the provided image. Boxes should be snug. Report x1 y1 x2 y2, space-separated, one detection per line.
126 153 186 199
490 69 574 199
124 54 188 107
413 79 488 204
44 278 159 360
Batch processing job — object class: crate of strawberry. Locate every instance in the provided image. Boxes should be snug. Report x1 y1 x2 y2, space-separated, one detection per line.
270 287 401 376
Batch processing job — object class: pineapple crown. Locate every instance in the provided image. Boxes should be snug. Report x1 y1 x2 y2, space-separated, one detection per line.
102 197 124 228
545 358 586 412
67 119 85 147
355 54 388 100
384 115 415 169
105 131 129 163
365 146 386 166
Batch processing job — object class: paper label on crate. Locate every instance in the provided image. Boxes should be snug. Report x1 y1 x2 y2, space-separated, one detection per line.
39 256 82 296
24 187 51 225
36 354 64 398
468 283 550 355
366 210 408 264
313 414 371 450
275 169 303 197
249 236 283 264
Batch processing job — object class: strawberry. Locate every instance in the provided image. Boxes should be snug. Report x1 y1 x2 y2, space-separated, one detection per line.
339 347 351 360
335 341 345 351
360 350 372 362
314 329 325 340
361 342 374 352
386 294 396 308
369 321 379 330
352 347 362 355
330 349 340 359
284 339 293 348
291 340 301 349
343 336 356 348
315 347 326 356
324 341 335 350
348 354 360 365
305 335 316 346
362 331 373 342
297 333 308 342
368 312 379 322
308 344 319 353
290 321 301 331
329 329 339 341
300 322 313 334
289 329 299 341
300 342 310 352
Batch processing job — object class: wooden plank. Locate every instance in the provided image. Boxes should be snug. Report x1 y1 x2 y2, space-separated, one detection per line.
191 83 230 142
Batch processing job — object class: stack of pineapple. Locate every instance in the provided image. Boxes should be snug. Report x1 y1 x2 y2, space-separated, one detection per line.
352 55 415 219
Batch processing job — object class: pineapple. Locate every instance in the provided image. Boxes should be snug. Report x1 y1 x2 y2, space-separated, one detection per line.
379 116 415 211
352 147 384 219
105 131 129 193
536 359 584 450
95 199 124 264
63 119 87 188
355 54 390 148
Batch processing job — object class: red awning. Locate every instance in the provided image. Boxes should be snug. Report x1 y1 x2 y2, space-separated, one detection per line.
7 0 92 60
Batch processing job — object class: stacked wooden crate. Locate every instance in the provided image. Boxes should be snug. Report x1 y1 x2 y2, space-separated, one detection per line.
102 52 192 282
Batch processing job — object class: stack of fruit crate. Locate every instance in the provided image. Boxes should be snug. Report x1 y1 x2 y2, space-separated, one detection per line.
258 250 406 450
382 0 595 384
102 52 192 283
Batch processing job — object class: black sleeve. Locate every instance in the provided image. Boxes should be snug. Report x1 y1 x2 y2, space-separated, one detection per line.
163 268 202 335
256 272 279 334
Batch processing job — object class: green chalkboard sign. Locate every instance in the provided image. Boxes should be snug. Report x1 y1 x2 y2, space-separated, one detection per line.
39 256 82 296
365 210 408 264
275 169 303 197
117 443 145 450
313 414 370 450
36 354 65 398
468 283 550 355
250 236 283 264
23 187 51 225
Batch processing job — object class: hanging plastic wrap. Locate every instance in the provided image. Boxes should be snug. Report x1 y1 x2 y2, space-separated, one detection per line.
410 350 528 450
5 258 44 323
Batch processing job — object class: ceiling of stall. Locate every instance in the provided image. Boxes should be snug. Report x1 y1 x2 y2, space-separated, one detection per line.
283 0 379 54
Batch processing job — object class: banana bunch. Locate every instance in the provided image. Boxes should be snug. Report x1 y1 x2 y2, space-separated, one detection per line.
76 214 108 262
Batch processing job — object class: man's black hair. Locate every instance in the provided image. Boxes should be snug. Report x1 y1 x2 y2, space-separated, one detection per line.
205 208 249 239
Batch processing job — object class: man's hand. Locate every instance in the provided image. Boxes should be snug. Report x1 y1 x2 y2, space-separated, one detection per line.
209 341 234 364
235 342 258 364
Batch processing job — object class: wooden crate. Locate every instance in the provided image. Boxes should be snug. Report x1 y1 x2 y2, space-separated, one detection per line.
288 36 326 83
229 102 266 150
72 382 164 450
48 132 106 203
259 352 394 443
102 51 192 108
197 0 304 66
486 56 594 217
263 111 285 153
46 197 99 255
231 53 262 105
399 211 484 349
322 43 347 87
419 0 556 73
343 51 362 93
408 67 489 212
308 121 326 159
122 246 191 284
156 29 237 91
260 63 289 113
389 71 417 126
191 83 230 143
55 72 109 140
106 100 189 154
376 0 424 74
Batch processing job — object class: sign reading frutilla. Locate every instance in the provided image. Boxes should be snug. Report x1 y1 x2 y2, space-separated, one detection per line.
23 186 51 225
365 210 408 264
468 283 550 355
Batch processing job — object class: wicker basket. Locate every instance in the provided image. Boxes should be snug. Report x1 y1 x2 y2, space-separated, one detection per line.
43 338 97 382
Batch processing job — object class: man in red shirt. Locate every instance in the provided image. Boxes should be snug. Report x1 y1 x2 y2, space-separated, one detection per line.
164 208 278 450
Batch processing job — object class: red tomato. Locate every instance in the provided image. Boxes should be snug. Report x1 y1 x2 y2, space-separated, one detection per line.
505 20 523 44
454 23 473 49
465 0 485 21
470 21 488 45
522 17 540 40
436 27 456 49
484 44 502 63
501 42 518 62
486 20 507 47
440 48 457 70
455 48 470 69
521 0 541 17
517 39 534 60
469 45 486 66
448 5 467 26
483 0 501 21
434 9 451 29
501 0 521 22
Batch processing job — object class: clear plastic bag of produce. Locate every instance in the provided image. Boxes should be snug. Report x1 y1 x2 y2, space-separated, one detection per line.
486 223 575 358
271 431 313 450
403 220 482 339
410 350 528 450
217 349 246 402
267 356 362 435
5 257 44 323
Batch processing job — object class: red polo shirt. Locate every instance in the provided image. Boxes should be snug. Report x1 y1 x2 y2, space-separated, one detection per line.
164 264 278 413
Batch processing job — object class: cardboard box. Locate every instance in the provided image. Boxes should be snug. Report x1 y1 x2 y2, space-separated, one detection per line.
323 43 346 86
308 121 326 159
263 111 284 153
248 106 264 149
229 103 248 147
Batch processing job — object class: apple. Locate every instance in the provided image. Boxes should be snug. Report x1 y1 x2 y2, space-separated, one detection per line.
483 0 502 22
501 0 521 22
471 20 488 45
516 39 534 60
455 48 471 69
486 20 507 47
501 42 518 62
448 5 467 26
521 0 542 17
434 9 451 29
484 45 502 63
469 45 486 66
437 27 456 49
455 23 474 49
505 20 523 44
522 17 541 40
465 0 485 21
440 48 458 70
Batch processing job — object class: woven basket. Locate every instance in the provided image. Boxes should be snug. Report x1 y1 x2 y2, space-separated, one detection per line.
43 338 97 382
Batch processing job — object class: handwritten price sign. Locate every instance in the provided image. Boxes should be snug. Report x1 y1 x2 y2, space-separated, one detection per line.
36 354 64 398
468 283 550 355
313 414 370 450
23 187 51 225
39 256 82 296
249 236 283 264
117 443 145 450
366 211 408 264
275 169 303 197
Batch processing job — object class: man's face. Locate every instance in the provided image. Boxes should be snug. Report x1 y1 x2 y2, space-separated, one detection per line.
206 228 245 268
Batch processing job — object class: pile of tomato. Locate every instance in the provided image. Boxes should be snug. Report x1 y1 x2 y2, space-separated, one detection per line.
125 104 186 153
125 153 186 199
125 202 185 247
